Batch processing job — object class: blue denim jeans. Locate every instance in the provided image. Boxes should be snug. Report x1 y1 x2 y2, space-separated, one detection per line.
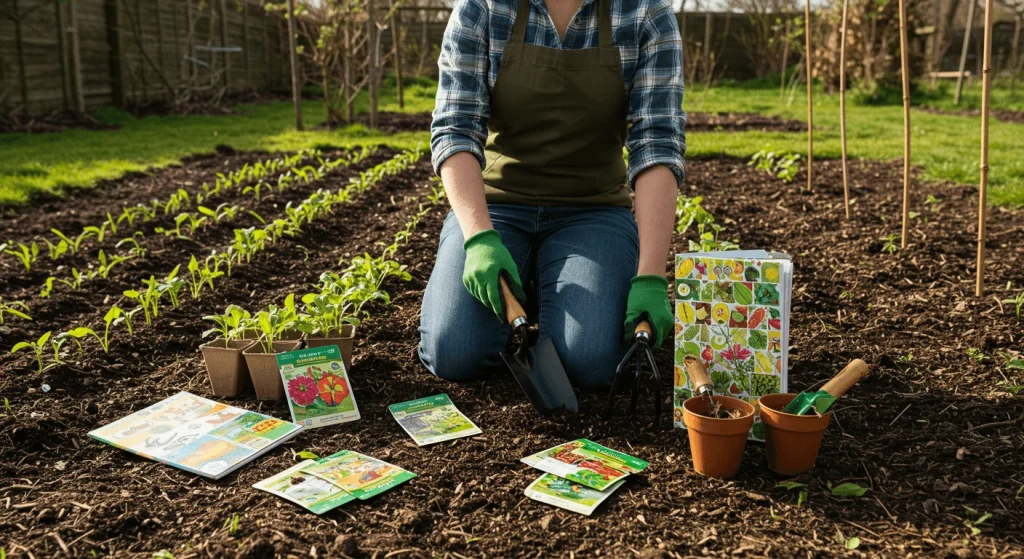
418 204 639 391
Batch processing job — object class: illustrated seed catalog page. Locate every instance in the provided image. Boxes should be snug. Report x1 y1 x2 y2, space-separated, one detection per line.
673 250 793 440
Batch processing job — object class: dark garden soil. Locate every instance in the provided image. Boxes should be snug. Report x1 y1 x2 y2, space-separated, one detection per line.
917 106 1024 123
2 153 1023 558
0 112 119 135
685 112 808 132
350 111 434 134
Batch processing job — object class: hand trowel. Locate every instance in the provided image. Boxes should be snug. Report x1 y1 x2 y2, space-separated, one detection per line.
498 277 578 415
783 359 869 415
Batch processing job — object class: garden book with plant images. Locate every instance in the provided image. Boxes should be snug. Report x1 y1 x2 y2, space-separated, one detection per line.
524 473 626 516
277 345 360 428
673 250 793 440
88 392 301 479
253 460 356 514
301 450 416 500
520 439 649 491
388 394 482 446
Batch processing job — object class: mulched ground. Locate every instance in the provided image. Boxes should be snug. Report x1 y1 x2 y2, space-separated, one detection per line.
1 152 1022 558
917 106 1024 123
684 112 807 132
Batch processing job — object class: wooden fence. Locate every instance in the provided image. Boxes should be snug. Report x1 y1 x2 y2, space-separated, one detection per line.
0 0 291 114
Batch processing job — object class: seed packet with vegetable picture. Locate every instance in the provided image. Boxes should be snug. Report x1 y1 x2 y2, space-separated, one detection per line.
520 439 648 491
301 450 416 500
388 394 481 446
277 345 360 428
525 473 626 516
253 460 356 514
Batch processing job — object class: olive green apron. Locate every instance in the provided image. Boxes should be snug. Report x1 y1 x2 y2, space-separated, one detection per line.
482 0 630 208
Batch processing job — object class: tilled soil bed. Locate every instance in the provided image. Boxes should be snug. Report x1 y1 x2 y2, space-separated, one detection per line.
1 154 1023 558
684 112 807 132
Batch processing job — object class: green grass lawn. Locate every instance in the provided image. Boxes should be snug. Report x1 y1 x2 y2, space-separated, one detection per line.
2 77 1022 207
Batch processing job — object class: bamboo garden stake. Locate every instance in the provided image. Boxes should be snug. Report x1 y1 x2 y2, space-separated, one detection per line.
898 0 911 248
804 0 813 192
780 18 791 101
286 0 303 131
976 0 994 296
839 0 850 219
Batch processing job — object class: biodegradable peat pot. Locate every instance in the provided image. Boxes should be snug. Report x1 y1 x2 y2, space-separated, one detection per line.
303 324 356 371
200 339 256 398
242 341 302 401
758 393 833 476
682 395 756 479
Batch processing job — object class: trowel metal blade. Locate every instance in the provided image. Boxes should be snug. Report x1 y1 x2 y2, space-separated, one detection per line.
501 336 578 415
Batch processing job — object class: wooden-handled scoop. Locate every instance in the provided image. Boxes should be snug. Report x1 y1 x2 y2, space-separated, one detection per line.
498 277 578 415
683 355 714 400
783 359 870 415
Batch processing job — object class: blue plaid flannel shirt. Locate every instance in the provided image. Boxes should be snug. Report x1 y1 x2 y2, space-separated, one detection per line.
431 0 687 187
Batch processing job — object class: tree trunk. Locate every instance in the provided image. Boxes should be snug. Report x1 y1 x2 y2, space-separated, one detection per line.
286 0 303 130
955 0 977 105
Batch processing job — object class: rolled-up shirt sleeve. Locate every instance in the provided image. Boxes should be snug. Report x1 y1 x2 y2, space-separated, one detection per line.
430 0 491 174
626 0 686 187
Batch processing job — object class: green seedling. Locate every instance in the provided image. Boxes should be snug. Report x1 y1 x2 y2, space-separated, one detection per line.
157 265 185 308
187 256 223 299
124 279 161 327
39 277 56 299
247 210 266 225
51 228 88 254
2 241 39 271
967 347 988 363
775 481 809 506
95 250 130 279
67 308 120 354
0 299 31 324
1002 291 1024 318
224 513 241 536
244 295 300 352
42 238 69 260
11 331 52 374
116 235 147 259
882 233 899 254
82 222 110 244
203 305 251 346
59 268 86 291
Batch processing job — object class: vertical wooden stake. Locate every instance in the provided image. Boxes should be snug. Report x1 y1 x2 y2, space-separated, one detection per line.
13 0 30 108
780 17 790 101
56 0 73 110
106 0 127 108
804 0 813 192
219 0 230 90
955 0 976 106
898 0 911 248
68 0 86 113
976 0 994 296
839 0 850 219
286 0 303 130
389 0 404 109
242 1 252 88
368 0 380 129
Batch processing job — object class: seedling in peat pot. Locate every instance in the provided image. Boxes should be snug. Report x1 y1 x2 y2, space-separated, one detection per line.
203 305 252 347
11 331 52 374
0 299 31 324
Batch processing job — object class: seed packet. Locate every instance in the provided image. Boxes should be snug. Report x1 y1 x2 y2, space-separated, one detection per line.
525 473 626 516
277 345 360 428
301 450 416 500
253 460 356 514
388 394 481 446
520 439 648 491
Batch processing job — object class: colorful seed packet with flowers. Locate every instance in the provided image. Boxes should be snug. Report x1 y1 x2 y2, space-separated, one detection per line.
388 394 482 446
277 345 360 428
524 473 627 516
520 439 648 491
253 460 356 514
673 250 793 440
301 450 416 500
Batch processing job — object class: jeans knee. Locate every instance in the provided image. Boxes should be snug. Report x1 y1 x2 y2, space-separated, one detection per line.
418 332 496 382
562 342 624 392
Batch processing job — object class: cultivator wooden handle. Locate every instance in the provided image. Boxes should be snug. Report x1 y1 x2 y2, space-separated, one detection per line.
821 359 869 398
499 276 527 328
683 355 714 396
634 320 652 341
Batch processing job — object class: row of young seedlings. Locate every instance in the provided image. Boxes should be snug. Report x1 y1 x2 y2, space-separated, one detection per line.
201 179 446 399
8 147 426 375
0 149 322 272
10 148 376 308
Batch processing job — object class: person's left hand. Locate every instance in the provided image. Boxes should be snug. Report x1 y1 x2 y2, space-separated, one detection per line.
623 275 672 348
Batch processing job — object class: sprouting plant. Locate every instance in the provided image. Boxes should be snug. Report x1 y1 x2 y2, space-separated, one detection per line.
224 513 241 536
247 210 266 225
1002 291 1024 318
203 305 251 346
882 233 899 255
116 235 147 259
187 256 224 299
775 481 809 506
157 265 185 308
50 335 67 365
749 149 802 183
11 331 52 374
51 228 87 254
967 347 988 363
42 237 69 260
112 306 141 336
0 299 31 324
962 508 992 538
39 277 56 298
244 295 300 352
95 250 129 279
80 224 106 246
124 280 161 327
67 308 120 354
58 268 86 290
2 241 39 271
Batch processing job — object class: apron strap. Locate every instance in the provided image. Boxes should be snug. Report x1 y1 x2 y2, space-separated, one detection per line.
511 0 530 44
598 0 612 47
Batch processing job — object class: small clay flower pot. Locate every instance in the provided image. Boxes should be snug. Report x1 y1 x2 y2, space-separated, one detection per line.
303 324 355 371
758 393 833 476
200 339 256 398
242 340 302 401
682 395 755 479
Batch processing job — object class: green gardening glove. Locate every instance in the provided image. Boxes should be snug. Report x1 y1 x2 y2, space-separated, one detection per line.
462 229 526 318
623 275 672 349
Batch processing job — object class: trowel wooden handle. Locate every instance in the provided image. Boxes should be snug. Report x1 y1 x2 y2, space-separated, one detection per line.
821 359 869 399
499 276 527 327
683 355 714 395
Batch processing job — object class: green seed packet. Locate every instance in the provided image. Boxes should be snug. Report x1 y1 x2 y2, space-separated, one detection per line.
525 473 626 516
301 450 416 500
520 439 648 491
253 460 355 514
388 394 481 446
277 345 360 429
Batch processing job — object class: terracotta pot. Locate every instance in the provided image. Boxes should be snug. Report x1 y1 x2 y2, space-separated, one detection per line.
303 324 355 371
242 341 302 401
758 393 832 475
200 339 256 398
682 395 756 479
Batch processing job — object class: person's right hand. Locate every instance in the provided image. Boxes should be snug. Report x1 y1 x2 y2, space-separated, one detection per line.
462 230 526 318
